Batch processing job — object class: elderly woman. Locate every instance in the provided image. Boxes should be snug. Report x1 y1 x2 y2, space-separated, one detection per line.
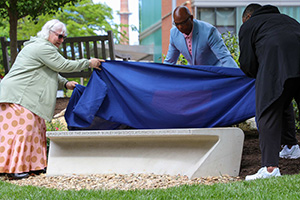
0 19 103 179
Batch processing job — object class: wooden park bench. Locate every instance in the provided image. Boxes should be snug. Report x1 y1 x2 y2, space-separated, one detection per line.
0 30 129 78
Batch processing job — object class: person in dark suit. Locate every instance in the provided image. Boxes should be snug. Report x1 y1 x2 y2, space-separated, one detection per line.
164 6 238 68
239 3 300 180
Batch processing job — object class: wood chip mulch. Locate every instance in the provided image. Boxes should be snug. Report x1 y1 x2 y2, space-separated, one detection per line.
1 173 241 191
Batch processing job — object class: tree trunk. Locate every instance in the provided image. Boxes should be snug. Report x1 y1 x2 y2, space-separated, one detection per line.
8 0 18 66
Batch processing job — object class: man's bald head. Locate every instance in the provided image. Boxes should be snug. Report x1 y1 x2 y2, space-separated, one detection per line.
173 6 191 20
173 6 194 35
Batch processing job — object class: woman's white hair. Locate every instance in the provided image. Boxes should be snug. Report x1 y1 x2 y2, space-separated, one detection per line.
37 19 67 40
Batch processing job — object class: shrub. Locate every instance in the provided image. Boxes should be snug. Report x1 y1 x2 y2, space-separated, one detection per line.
221 31 240 67
292 100 300 130
46 120 67 131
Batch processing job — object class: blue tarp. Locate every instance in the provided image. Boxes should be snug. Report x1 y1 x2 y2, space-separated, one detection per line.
65 60 255 129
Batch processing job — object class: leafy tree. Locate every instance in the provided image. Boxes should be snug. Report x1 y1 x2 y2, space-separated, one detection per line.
0 0 80 65
16 0 123 39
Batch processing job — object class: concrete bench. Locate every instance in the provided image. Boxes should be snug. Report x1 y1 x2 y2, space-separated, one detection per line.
46 127 244 178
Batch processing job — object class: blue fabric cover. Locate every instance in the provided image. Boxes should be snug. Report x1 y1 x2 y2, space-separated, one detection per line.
65 60 255 129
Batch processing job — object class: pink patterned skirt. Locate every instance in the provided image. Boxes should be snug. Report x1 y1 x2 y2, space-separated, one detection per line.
0 103 47 173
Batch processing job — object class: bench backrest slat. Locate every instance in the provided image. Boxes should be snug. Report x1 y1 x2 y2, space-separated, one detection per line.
85 41 91 59
78 42 83 59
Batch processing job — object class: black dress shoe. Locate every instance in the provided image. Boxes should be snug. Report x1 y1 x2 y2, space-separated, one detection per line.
8 173 29 180
30 168 47 175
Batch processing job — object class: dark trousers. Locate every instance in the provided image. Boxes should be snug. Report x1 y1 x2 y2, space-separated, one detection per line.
281 103 298 145
258 78 300 167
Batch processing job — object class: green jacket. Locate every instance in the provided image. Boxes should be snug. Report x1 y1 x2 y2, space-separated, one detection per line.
0 37 90 121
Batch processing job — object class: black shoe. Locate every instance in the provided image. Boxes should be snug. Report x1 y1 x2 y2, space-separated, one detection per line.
30 168 47 175
8 173 29 180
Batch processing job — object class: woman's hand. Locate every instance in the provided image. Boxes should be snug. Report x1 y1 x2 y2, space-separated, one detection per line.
65 81 78 90
89 58 105 70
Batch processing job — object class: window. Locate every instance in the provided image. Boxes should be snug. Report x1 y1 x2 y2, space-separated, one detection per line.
197 7 236 34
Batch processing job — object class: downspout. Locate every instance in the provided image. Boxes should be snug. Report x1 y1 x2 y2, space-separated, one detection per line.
172 0 177 24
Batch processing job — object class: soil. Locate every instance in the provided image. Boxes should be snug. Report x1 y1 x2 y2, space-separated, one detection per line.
241 130 300 178
54 97 71 116
55 98 300 179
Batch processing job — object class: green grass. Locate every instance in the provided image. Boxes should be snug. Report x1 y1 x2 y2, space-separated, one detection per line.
1 174 300 199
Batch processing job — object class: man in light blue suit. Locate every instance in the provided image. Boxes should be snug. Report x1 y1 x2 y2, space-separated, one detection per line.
164 6 238 68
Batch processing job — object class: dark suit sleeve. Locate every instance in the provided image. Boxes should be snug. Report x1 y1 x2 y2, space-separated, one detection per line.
238 24 259 78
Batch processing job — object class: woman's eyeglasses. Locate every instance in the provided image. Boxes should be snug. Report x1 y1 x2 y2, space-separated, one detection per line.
172 15 191 26
50 30 67 40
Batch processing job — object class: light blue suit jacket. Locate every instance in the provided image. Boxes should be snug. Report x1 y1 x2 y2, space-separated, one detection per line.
164 19 238 68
